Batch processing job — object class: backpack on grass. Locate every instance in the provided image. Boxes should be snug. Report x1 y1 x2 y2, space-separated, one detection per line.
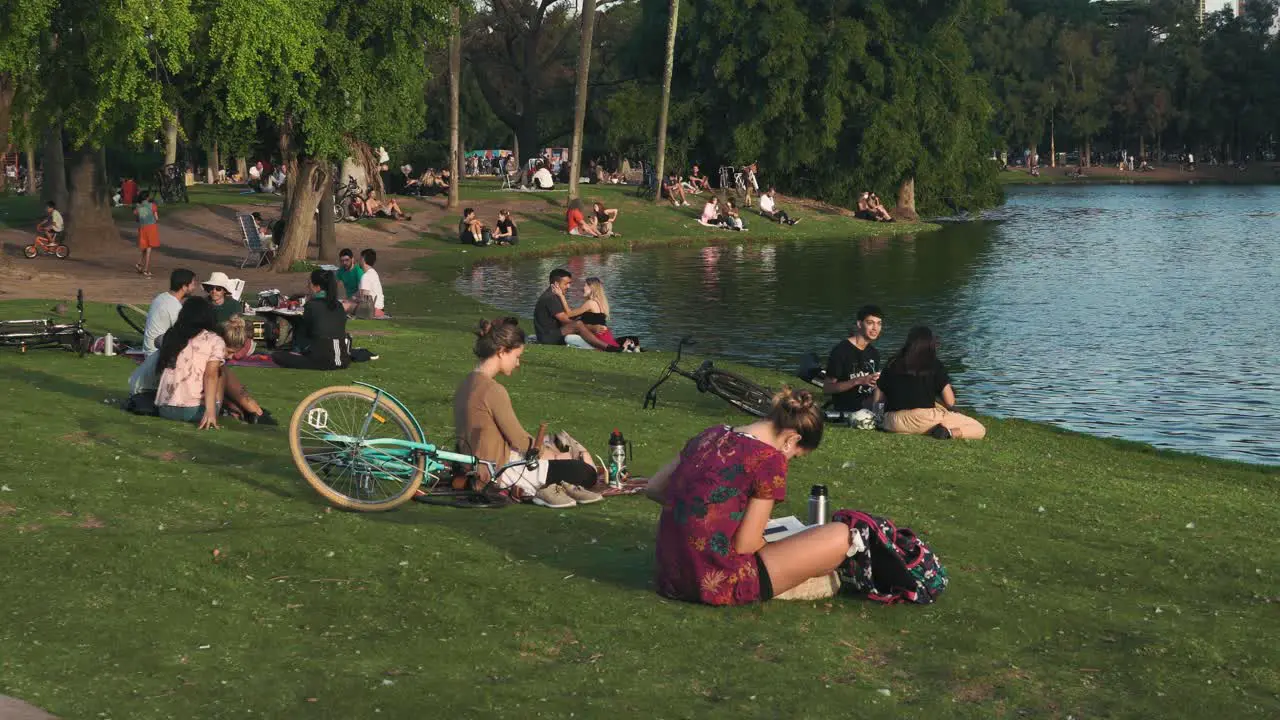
832 509 948 605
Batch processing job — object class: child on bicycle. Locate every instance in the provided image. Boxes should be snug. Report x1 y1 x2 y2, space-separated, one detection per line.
37 201 64 244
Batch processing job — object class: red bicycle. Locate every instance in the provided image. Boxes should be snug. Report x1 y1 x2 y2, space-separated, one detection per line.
25 231 69 259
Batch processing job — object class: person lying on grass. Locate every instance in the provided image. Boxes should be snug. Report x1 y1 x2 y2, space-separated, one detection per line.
363 195 411 221
453 317 603 509
876 326 984 440
154 297 273 428
272 269 351 371
646 387 853 605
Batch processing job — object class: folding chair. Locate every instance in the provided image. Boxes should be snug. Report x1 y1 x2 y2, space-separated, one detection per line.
236 214 274 268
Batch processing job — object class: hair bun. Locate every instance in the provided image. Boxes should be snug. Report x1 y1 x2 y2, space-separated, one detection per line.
475 318 494 338
774 386 815 413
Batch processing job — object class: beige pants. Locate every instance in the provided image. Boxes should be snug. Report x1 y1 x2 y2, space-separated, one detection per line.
882 405 986 440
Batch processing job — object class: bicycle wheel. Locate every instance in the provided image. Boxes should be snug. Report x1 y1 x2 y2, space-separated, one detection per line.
23 245 36 259
54 245 69 259
288 385 426 511
705 369 774 418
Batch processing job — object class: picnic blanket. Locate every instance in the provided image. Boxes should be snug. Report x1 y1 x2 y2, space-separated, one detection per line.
599 475 648 497
122 348 282 369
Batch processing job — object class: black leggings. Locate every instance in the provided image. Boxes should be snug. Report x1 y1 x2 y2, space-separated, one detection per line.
546 459 598 488
271 349 349 370
770 210 792 224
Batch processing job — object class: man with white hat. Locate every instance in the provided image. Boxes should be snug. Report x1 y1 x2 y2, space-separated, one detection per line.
202 271 245 326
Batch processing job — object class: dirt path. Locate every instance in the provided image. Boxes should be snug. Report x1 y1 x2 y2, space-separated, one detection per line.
0 192 552 305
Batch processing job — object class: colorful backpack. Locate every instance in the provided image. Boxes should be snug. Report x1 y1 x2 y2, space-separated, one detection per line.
832 509 948 605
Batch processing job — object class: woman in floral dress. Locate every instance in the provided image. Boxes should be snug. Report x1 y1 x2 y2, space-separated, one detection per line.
648 388 852 605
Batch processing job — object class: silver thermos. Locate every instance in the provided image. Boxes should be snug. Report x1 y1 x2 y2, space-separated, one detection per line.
807 485 828 526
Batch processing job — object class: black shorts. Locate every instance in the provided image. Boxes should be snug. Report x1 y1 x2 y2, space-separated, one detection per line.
755 553 774 601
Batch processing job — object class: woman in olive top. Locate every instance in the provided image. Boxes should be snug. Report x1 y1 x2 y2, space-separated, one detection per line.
271 269 351 370
875 326 985 440
452 317 602 509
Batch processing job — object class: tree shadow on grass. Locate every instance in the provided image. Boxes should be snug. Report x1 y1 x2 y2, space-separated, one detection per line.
372 502 656 592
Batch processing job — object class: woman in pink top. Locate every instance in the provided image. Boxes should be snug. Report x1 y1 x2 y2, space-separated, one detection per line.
154 297 228 428
647 388 853 605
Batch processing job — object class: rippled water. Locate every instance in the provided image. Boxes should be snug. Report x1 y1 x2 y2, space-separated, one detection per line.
455 185 1280 465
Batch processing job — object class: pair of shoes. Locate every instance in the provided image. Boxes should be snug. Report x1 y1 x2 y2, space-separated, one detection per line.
532 484 577 508
247 409 279 426
927 424 953 440
558 482 603 505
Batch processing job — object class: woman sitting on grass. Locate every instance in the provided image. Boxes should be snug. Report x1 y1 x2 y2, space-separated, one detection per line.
453 318 604 509
700 196 731 229
647 387 853 605
493 209 518 245
876 326 985 440
559 277 618 349
155 297 271 428
271 269 351 371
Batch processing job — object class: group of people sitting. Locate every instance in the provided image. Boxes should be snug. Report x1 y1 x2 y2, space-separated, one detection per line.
820 305 985 440
458 208 519 246
566 199 620 237
854 192 894 222
400 166 451 197
663 163 759 207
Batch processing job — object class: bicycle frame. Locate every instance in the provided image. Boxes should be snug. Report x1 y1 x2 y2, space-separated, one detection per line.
0 289 87 350
643 337 711 409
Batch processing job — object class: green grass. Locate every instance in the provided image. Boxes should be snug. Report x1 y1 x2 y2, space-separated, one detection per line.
1 185 1279 719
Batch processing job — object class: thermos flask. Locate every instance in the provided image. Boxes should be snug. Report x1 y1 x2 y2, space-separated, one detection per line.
807 485 828 526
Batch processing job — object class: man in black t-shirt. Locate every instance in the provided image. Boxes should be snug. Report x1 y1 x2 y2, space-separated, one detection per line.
823 304 884 412
533 268 610 350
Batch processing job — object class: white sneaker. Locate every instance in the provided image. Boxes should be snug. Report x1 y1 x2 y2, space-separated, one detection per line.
558 482 603 505
532 484 577 509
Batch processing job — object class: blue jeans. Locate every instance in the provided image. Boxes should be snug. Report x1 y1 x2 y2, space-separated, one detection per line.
563 334 594 350
159 404 215 423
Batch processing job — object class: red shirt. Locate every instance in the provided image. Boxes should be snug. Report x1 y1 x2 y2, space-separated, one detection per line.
567 208 585 232
121 179 138 205
655 426 789 605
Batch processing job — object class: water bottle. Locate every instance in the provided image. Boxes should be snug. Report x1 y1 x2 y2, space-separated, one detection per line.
608 429 627 488
104 333 115 357
807 485 828 526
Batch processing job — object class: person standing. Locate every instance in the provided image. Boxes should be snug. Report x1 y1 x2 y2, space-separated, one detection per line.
823 305 884 413
134 191 161 277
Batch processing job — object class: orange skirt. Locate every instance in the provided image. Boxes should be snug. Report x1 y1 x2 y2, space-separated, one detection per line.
138 224 160 249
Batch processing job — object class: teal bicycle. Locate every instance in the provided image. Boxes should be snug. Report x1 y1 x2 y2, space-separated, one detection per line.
288 382 545 511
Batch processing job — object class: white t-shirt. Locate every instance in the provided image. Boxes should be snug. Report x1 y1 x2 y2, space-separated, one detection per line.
359 267 385 310
142 291 183 354
759 193 775 213
249 165 262 180
50 209 65 233
532 168 554 189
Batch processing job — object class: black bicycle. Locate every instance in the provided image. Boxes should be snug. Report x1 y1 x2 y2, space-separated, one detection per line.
0 289 94 355
643 337 774 417
156 164 189 204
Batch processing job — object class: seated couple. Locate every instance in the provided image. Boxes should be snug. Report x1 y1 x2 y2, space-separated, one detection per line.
336 248 387 319
647 387 857 605
567 199 620 237
454 317 605 509
351 194 410 221
533 269 620 351
823 305 984 440
699 196 746 231
459 208 518 246
127 269 277 427
854 192 893 222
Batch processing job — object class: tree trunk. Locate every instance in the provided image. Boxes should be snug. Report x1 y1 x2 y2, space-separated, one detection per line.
567 0 598 201
1049 118 1056 168
279 119 297 216
66 147 117 253
41 123 68 210
317 164 337 262
1083 138 1092 168
512 132 520 177
25 136 37 195
163 114 179 166
896 177 918 222
236 156 248 184
0 74 13 194
205 143 216 184
653 0 679 202
272 157 326 272
212 141 221 183
1139 135 1145 161
447 5 462 209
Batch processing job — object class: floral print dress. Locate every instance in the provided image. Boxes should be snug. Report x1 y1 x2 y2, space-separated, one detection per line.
655 425 788 605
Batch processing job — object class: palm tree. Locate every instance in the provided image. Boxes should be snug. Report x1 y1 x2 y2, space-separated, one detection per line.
653 0 678 202
567 0 598 200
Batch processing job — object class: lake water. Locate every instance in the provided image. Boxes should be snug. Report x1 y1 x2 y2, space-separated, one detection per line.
455 185 1280 465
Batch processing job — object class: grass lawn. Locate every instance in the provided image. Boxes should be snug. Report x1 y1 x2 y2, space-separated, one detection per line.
1 184 1278 719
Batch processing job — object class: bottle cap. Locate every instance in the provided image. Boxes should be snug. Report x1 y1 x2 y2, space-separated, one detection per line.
810 485 828 497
